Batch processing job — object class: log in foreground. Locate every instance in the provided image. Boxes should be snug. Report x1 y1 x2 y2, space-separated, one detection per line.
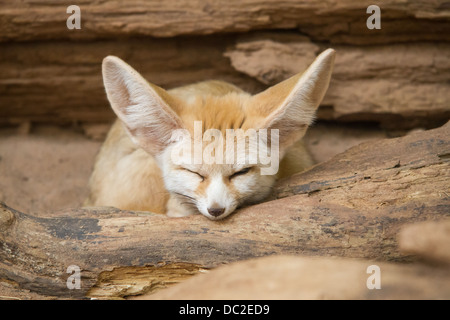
138 253 450 300
0 122 448 299
142 220 450 300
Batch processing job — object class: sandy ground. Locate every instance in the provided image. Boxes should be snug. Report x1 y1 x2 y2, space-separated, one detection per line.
0 125 101 216
0 121 394 299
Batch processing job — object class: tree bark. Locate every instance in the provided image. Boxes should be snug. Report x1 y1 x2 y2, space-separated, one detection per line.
0 122 448 299
2 35 449 128
1 0 449 43
2 0 449 127
138 254 450 300
0 36 264 126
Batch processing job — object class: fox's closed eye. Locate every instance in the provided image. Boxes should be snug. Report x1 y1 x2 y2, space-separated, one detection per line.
181 168 205 181
229 167 252 180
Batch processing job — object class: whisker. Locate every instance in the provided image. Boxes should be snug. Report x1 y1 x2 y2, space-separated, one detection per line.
181 201 197 209
173 192 199 211
174 192 196 201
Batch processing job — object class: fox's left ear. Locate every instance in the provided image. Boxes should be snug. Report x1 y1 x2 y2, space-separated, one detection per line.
249 49 335 149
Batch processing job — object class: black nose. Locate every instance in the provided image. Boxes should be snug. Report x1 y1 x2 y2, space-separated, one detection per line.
207 207 225 217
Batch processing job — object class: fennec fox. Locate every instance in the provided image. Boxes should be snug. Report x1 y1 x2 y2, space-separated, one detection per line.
85 49 335 220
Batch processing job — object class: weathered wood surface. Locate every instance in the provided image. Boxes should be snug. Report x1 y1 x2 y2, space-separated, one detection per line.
140 253 450 300
274 121 450 204
1 1 449 127
1 35 449 128
144 220 450 300
0 36 263 126
0 122 448 299
1 0 449 43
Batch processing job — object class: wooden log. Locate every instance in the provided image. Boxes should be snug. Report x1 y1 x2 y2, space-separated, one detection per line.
1 0 449 44
0 122 448 299
0 36 264 126
274 121 450 203
138 254 450 300
1 1 449 127
2 35 449 128
143 219 450 300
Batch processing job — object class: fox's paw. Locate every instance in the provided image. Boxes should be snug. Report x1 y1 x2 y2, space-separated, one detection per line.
166 208 196 218
166 195 197 218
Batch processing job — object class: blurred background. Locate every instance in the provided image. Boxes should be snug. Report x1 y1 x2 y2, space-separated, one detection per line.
0 0 449 215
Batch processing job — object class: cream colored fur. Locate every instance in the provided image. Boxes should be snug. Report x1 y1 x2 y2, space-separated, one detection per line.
85 49 335 220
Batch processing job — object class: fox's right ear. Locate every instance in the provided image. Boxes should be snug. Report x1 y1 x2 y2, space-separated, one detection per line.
102 56 184 155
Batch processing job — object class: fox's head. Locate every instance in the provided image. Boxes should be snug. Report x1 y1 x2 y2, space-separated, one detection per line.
102 49 335 220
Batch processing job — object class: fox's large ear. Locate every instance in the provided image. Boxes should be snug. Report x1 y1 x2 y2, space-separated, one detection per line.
102 56 184 155
249 49 335 150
